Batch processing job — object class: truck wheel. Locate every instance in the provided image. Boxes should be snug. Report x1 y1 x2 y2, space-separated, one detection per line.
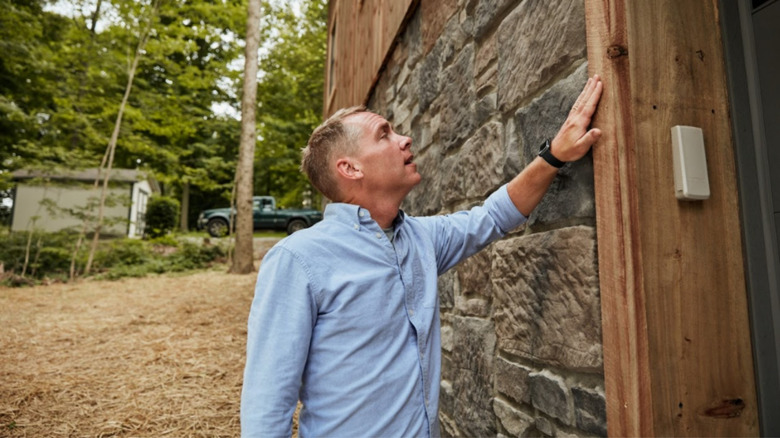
207 218 229 237
286 219 307 235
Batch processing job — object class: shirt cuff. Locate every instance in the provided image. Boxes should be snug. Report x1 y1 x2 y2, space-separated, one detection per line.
486 184 527 233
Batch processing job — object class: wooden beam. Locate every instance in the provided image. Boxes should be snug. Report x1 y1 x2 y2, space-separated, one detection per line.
586 0 759 436
585 1 654 436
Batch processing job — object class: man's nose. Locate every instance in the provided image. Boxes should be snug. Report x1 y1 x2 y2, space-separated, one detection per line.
399 134 412 150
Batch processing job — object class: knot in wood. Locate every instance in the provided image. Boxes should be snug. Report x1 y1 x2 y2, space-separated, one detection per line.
607 45 628 59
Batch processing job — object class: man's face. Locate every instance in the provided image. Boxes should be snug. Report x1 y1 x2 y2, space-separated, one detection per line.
344 112 421 198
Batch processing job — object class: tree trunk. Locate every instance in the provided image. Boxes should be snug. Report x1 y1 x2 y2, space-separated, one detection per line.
230 0 262 274
84 0 161 275
180 181 190 232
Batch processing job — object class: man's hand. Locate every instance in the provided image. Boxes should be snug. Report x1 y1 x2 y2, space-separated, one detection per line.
550 75 603 162
507 74 604 216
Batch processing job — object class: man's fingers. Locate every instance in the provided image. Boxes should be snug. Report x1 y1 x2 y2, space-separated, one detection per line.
575 128 602 150
571 75 601 115
584 79 603 112
576 77 602 116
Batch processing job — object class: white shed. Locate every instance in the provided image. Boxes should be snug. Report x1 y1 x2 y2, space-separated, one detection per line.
10 169 159 238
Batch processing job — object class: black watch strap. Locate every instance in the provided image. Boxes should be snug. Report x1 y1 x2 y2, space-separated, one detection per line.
538 139 565 168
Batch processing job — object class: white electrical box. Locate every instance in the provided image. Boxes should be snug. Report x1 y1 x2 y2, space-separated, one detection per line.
671 125 710 201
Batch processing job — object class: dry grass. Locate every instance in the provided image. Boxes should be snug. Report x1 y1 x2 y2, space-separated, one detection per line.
0 267 259 437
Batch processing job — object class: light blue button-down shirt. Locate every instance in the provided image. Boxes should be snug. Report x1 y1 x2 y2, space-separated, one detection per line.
241 185 526 437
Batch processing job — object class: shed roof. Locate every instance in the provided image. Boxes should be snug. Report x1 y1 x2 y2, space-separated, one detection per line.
12 168 160 193
13 168 147 183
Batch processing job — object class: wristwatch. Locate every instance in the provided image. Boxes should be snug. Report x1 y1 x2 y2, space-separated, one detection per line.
538 139 565 168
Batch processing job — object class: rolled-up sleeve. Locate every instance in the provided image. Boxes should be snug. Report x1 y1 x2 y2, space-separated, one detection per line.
484 184 528 234
241 246 318 438
422 184 527 274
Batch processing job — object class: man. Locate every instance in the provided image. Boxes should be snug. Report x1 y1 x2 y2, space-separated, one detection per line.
241 75 603 437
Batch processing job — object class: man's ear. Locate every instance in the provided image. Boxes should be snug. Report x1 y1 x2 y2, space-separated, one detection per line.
336 158 363 180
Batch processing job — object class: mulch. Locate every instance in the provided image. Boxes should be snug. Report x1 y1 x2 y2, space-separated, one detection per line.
0 269 259 437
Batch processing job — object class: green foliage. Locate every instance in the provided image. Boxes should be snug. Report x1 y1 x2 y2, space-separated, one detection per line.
1 0 328 230
144 196 180 238
255 0 327 207
0 0 246 215
96 238 152 267
0 231 227 285
0 231 77 279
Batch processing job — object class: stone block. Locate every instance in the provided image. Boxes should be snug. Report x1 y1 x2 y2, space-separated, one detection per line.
535 415 554 436
441 120 505 205
493 397 535 437
513 62 595 226
442 352 454 382
476 92 497 126
458 249 492 297
397 63 412 89
439 18 470 68
393 101 412 130
439 43 476 152
497 0 586 112
441 323 454 353
405 143 448 215
572 386 607 436
405 5 423 66
454 296 491 317
528 370 572 424
492 226 603 371
457 249 493 317
440 379 455 419
472 0 519 40
418 43 442 113
494 356 531 405
452 316 496 437
476 32 497 77
420 0 458 56
502 117 525 182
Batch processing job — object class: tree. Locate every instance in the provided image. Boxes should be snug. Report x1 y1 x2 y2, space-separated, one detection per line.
122 0 246 230
2 0 247 239
231 0 262 274
83 0 163 275
254 0 327 208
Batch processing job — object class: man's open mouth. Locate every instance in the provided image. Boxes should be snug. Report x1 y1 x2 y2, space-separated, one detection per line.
404 155 414 165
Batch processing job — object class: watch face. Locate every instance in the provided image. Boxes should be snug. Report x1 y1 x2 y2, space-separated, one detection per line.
538 139 564 168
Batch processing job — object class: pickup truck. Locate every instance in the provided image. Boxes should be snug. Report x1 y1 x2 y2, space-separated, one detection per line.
196 196 323 237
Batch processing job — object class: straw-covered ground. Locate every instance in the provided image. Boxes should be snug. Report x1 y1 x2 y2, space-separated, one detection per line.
0 239 291 437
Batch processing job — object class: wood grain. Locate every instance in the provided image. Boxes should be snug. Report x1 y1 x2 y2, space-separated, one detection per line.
324 0 418 117
586 0 759 436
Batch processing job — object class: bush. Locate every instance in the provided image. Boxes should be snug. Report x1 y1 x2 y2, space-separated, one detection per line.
0 231 79 281
144 196 180 238
93 238 153 269
0 231 227 286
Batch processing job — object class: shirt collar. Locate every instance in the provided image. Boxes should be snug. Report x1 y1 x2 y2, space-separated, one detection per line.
324 203 406 230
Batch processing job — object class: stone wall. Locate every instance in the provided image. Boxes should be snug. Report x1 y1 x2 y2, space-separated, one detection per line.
365 0 606 436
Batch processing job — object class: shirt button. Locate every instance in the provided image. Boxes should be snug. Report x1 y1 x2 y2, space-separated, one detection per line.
375 232 382 239
353 224 359 230
409 309 414 316
359 211 365 217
